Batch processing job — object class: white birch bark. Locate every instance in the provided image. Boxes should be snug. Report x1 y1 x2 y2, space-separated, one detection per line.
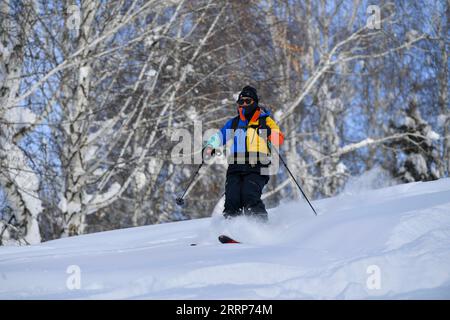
0 0 42 244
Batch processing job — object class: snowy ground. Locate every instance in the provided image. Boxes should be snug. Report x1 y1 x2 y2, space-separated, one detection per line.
1 177 450 299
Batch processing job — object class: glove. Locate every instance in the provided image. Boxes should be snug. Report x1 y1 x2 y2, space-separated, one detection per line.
202 145 215 161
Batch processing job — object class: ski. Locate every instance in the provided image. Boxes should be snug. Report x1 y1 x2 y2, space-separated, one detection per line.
218 235 240 244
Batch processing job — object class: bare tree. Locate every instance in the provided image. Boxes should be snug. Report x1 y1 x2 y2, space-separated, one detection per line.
0 0 42 244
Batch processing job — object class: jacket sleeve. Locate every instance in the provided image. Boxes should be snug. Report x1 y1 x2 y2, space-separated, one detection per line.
265 116 284 146
204 118 234 148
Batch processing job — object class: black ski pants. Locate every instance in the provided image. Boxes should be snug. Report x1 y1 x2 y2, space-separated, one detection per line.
223 171 270 221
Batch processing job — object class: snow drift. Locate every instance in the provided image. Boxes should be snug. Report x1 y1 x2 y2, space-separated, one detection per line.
0 178 449 299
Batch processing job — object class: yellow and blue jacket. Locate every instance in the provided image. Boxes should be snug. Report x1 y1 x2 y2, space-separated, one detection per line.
206 107 284 163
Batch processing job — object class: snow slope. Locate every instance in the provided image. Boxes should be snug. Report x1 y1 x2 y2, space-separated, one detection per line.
1 178 450 299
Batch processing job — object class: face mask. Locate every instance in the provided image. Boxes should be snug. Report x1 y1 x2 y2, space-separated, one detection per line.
239 105 256 121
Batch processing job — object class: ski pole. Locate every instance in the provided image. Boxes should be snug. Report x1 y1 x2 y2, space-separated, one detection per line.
271 145 318 216
176 162 203 206
175 147 217 205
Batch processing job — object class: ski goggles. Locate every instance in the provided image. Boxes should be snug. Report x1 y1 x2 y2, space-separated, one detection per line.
237 97 254 106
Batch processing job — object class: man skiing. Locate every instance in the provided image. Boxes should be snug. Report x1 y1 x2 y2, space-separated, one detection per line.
203 85 284 221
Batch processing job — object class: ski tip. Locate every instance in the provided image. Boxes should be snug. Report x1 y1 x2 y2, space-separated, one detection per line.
218 235 240 244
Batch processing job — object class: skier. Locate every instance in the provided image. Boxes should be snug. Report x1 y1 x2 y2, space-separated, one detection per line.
203 85 284 221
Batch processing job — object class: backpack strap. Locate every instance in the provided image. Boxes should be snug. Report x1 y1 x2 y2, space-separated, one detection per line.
258 115 270 135
231 115 240 131
257 115 271 152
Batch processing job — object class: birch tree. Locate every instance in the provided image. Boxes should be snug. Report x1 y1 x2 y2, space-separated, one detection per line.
0 0 42 244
